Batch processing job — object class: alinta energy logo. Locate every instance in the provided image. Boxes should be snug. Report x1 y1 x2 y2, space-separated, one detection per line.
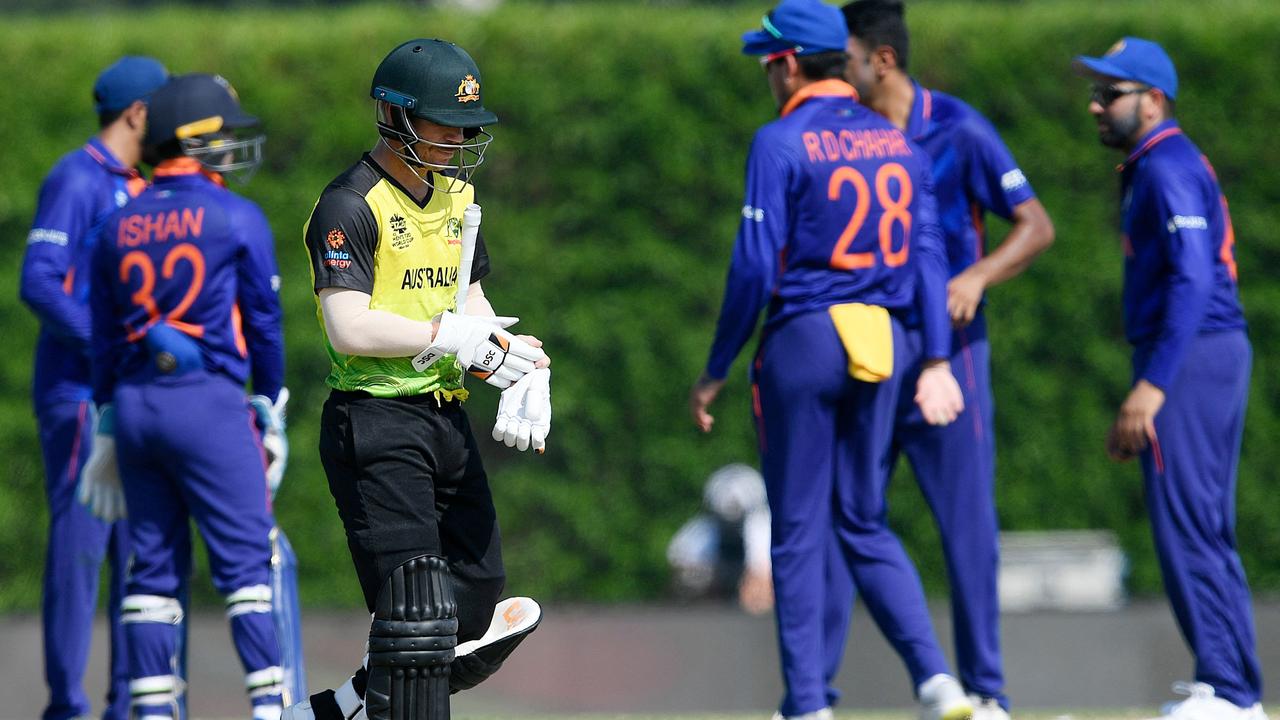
326 228 346 249
324 228 351 269
456 75 480 103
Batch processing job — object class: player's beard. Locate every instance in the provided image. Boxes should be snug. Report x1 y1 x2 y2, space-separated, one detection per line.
1098 105 1141 149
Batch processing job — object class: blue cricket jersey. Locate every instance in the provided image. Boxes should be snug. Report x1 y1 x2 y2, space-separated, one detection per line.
705 79 949 380
90 158 285 404
20 138 147 412
1118 120 1246 390
905 82 1037 281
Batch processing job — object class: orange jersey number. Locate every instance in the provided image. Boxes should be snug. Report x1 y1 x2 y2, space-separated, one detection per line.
828 162 913 270
119 243 207 341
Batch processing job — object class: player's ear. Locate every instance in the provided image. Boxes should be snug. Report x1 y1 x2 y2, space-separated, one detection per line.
872 45 898 76
125 99 149 132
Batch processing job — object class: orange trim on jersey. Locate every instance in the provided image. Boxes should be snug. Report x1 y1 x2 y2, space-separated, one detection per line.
1118 127 1183 171
922 88 933 122
154 158 205 176
780 79 858 118
1150 432 1165 475
971 202 986 259
231 304 248 357
62 267 75 295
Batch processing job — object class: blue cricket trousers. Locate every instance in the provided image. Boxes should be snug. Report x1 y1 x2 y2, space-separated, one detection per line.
819 319 1002 707
1137 329 1261 707
893 316 1003 704
114 371 283 718
37 398 130 720
755 310 951 716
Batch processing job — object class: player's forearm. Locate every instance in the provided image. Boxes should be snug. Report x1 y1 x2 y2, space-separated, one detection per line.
967 198 1055 288
19 255 91 347
320 288 434 357
463 281 496 318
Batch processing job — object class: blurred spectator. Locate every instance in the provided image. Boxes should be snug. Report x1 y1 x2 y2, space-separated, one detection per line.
667 463 772 614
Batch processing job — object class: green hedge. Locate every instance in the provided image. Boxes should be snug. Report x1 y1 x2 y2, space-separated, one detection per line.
0 1 1278 609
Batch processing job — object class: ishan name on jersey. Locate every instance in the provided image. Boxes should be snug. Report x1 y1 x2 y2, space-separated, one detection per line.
401 265 459 290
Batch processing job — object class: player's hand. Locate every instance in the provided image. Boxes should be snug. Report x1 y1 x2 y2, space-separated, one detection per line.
738 569 774 615
514 335 551 369
689 373 726 433
1107 379 1165 461
947 267 987 328
77 404 126 522
915 360 964 426
413 311 547 389
249 387 289 498
493 368 552 453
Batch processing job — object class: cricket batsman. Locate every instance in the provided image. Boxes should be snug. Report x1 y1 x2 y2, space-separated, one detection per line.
1075 38 1264 720
81 72 297 720
687 1 971 718
838 2 1057 716
285 38 546 720
19 55 171 720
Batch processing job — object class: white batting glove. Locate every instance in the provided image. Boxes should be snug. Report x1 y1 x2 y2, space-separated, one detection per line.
413 311 547 390
77 404 126 522
915 361 965 426
249 387 289 499
493 368 552 453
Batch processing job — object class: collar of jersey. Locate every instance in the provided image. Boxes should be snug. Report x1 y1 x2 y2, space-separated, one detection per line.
153 157 227 187
84 137 141 180
1118 120 1182 172
780 79 858 118
363 152 436 210
906 79 933 141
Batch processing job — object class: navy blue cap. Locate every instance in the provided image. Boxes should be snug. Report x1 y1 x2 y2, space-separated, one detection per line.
144 73 259 148
1073 37 1178 101
742 0 849 57
93 56 168 114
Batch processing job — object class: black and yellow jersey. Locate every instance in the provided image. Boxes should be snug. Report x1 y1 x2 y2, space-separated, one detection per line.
304 154 490 398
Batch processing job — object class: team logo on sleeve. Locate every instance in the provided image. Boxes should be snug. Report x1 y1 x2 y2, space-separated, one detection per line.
1001 169 1028 193
324 228 351 269
456 75 480 103
389 214 415 250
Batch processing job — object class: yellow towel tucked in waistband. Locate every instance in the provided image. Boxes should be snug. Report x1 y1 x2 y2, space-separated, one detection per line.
828 302 893 382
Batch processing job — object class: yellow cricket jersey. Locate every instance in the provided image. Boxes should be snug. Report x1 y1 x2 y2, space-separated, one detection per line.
303 155 490 398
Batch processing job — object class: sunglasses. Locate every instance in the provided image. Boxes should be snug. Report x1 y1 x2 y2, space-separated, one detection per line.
1091 84 1149 106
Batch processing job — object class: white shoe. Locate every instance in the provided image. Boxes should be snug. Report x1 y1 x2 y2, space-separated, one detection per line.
918 674 974 720
1154 682 1256 720
968 694 1011 720
770 708 834 720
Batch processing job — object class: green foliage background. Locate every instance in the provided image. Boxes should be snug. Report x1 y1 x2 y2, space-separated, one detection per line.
1 1 1278 609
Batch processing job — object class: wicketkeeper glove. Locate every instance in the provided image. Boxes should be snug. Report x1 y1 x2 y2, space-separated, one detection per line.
249 387 289 499
77 404 126 522
493 368 552 453
412 311 547 390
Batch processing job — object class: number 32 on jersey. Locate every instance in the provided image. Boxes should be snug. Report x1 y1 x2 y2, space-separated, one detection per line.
828 162 912 271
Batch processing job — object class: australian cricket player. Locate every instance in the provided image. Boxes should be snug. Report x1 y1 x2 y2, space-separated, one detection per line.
286 38 547 720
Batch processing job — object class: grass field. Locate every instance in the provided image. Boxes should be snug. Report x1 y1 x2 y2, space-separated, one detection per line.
455 707 1157 712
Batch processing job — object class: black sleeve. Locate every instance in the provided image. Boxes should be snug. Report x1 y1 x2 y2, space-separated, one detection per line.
305 187 379 294
471 228 490 283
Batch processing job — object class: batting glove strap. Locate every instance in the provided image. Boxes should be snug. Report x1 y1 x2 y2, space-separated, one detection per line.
413 311 545 389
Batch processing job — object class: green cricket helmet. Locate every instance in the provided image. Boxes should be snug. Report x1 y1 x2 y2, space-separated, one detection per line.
371 39 498 191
